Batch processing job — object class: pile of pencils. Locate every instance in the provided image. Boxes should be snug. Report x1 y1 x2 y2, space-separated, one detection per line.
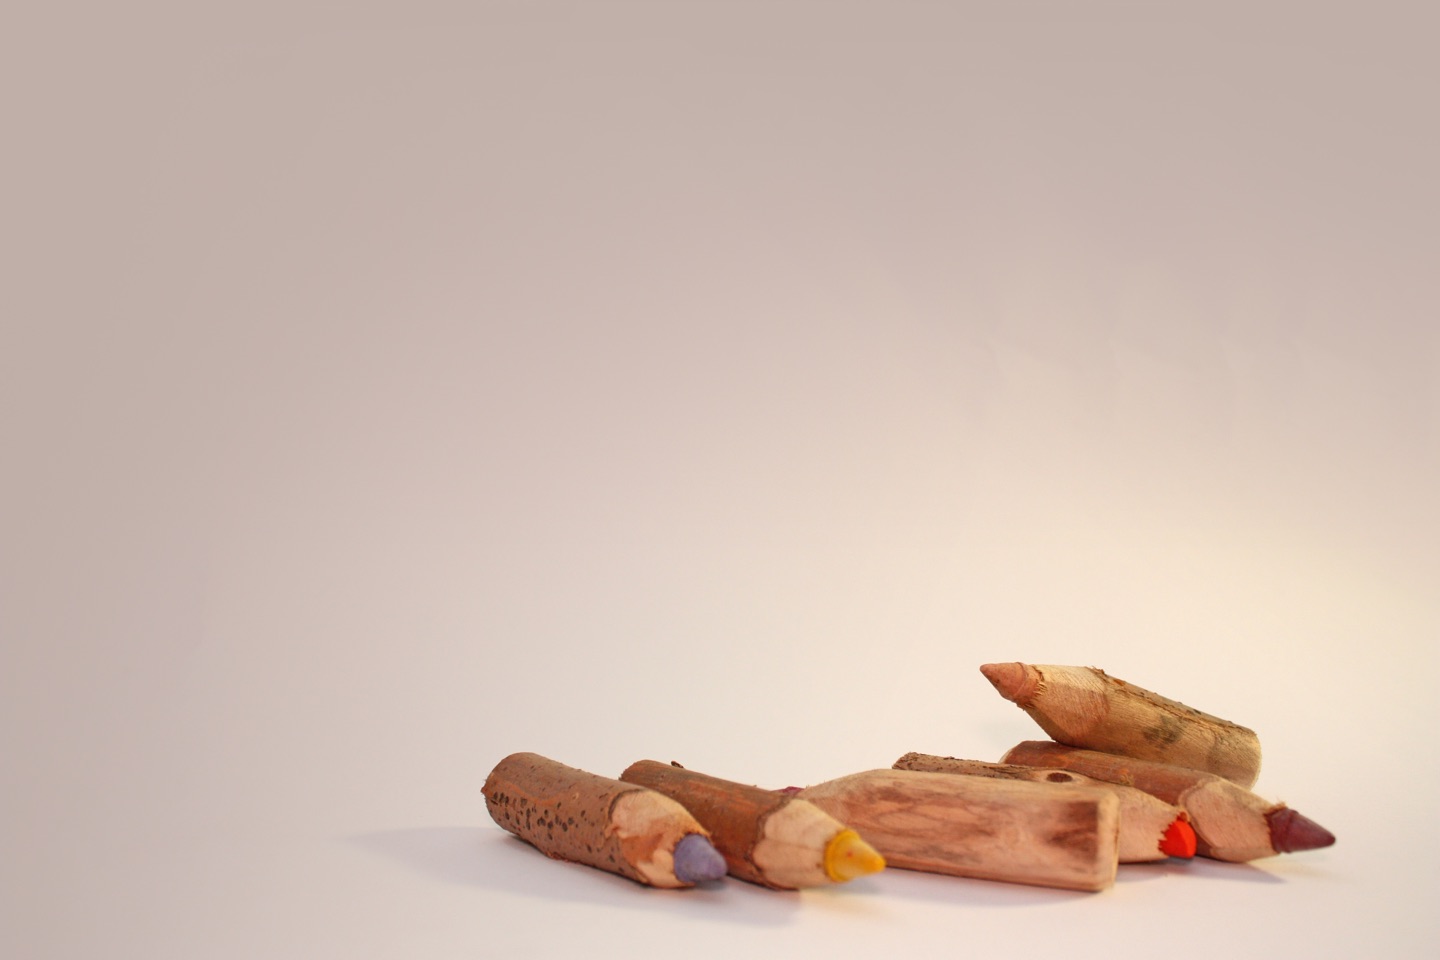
482 662 1335 892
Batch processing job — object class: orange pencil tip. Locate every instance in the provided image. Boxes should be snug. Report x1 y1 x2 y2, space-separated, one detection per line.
1159 817 1198 859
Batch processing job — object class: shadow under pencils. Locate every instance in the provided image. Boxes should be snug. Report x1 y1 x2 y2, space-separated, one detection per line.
347 827 805 926
1115 857 1286 885
850 866 1104 908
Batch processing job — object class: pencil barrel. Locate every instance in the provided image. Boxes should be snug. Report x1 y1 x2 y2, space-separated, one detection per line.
999 740 1332 862
985 663 1262 787
893 752 1187 862
798 769 1120 891
483 752 710 887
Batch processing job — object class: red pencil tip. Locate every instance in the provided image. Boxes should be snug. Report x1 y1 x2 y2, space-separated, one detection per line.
979 662 1036 704
1267 807 1336 853
1159 817 1198 858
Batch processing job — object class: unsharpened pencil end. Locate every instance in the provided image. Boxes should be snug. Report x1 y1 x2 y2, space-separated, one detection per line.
1160 817 1198 859
672 833 727 884
1267 807 1336 854
823 829 886 882
980 662 1035 704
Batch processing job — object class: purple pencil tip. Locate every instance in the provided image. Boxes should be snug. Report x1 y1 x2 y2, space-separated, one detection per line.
672 833 727 884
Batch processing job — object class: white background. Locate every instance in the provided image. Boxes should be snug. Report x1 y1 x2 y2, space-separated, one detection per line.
3 2 1436 957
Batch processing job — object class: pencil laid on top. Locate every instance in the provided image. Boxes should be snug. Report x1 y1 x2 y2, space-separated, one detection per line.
1000 741 1335 862
980 662 1263 787
483 752 726 888
620 760 884 889
796 768 1120 892
893 752 1196 862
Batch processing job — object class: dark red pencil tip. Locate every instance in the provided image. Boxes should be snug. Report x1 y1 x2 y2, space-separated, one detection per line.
1267 806 1336 854
1159 817 1198 859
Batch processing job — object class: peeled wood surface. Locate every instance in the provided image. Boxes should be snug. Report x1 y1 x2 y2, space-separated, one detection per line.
620 759 838 888
483 752 706 888
798 769 1119 892
1000 741 1284 862
998 663 1262 787
893 752 1183 863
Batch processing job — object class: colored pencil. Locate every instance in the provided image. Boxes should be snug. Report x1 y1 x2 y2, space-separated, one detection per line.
1000 741 1335 862
981 662 1263 787
483 752 726 887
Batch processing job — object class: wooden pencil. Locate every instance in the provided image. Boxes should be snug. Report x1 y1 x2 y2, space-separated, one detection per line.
1000 741 1335 862
620 760 885 889
796 768 1120 892
483 752 727 887
980 662 1263 787
893 752 1196 862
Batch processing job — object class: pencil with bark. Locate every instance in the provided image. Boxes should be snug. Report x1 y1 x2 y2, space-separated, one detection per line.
483 752 727 888
1000 740 1335 862
981 662 1263 787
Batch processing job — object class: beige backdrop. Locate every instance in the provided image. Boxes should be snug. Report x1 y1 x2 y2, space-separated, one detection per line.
3 2 1436 958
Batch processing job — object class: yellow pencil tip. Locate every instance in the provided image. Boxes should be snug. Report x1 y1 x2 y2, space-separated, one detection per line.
823 829 886 882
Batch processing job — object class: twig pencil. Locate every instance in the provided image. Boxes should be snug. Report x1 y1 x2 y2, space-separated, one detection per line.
796 768 1120 892
1000 741 1335 862
483 752 727 888
892 752 1196 862
620 760 885 888
980 662 1263 787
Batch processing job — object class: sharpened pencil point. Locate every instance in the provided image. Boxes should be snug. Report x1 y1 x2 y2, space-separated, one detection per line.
1267 807 1336 854
980 662 1037 704
672 833 727 884
823 829 886 882
1159 817 1198 859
